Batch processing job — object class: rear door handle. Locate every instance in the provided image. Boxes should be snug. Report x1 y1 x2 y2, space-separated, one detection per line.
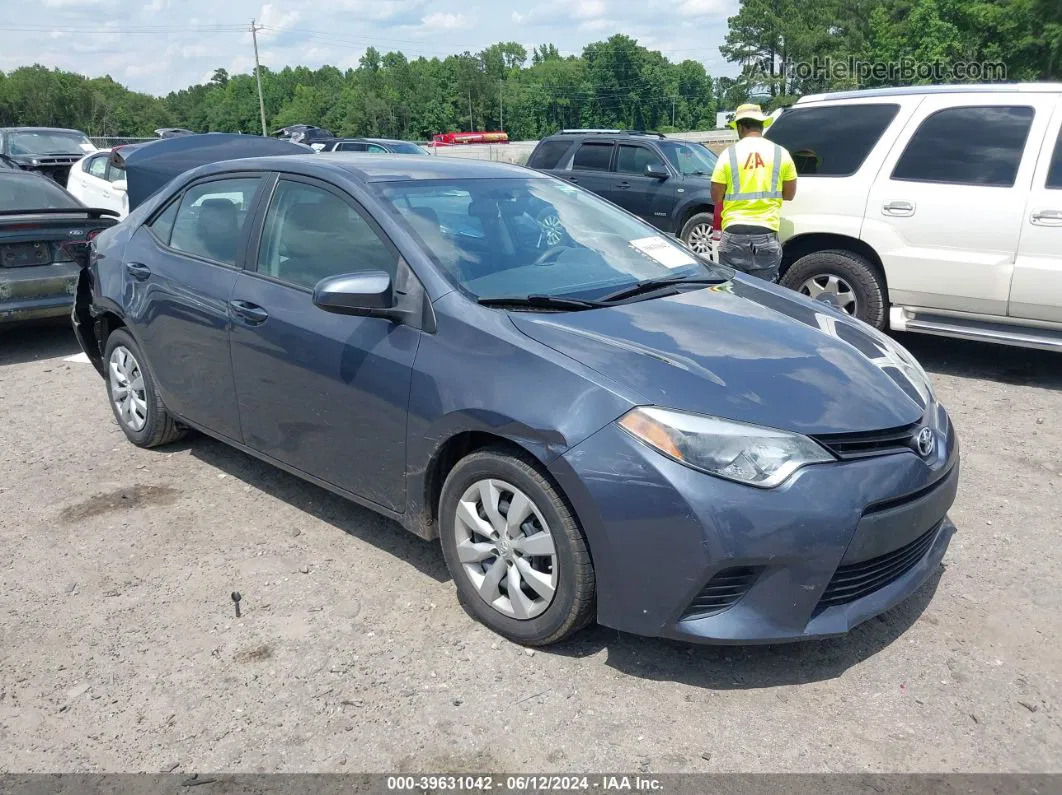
125 261 151 281
1031 208 1062 226
616 181 632 189
228 300 269 325
566 176 578 183
882 200 915 217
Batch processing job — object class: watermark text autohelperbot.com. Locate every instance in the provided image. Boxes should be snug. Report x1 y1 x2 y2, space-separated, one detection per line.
753 57 1008 84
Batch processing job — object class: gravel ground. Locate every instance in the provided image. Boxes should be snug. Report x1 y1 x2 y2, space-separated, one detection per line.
0 323 1059 774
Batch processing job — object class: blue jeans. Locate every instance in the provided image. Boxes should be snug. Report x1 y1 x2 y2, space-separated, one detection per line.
719 231 782 282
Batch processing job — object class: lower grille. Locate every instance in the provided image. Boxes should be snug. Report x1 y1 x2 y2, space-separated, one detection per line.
818 524 940 608
680 566 761 620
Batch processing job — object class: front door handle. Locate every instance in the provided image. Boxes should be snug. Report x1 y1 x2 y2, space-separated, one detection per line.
616 181 632 189
229 300 269 325
1031 208 1062 226
125 261 151 281
566 176 578 183
882 200 915 217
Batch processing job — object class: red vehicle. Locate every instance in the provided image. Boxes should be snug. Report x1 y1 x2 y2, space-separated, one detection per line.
431 131 509 146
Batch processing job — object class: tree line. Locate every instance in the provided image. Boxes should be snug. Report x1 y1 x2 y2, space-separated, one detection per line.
1 0 1060 140
0 36 716 140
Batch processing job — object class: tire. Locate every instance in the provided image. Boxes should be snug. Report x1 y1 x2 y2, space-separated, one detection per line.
103 328 185 448
680 211 714 256
438 446 595 646
780 249 887 330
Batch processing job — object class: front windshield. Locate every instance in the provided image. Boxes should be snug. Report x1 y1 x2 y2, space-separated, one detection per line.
389 141 428 155
9 131 94 156
658 141 718 176
373 177 722 301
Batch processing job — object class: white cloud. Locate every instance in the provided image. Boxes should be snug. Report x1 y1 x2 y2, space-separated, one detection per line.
42 0 114 6
573 0 606 19
420 11 470 29
511 11 526 23
257 3 301 36
145 0 167 11
676 0 730 16
579 18 615 32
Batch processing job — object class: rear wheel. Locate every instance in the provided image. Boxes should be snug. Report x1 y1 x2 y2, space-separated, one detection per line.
780 249 887 329
438 446 595 646
103 328 185 448
680 212 714 256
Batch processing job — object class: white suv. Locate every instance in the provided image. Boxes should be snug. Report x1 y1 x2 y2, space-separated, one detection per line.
765 83 1062 351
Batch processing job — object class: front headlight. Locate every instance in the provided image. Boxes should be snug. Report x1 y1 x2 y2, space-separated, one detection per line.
618 407 835 488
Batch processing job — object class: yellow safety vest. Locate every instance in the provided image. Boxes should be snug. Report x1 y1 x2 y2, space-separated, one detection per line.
713 138 791 231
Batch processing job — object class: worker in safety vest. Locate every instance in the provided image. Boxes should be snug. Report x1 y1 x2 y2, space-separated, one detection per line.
709 104 797 282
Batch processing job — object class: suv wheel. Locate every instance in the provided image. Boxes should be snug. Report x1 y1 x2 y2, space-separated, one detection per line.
104 328 186 448
780 249 887 330
438 446 595 646
680 212 714 256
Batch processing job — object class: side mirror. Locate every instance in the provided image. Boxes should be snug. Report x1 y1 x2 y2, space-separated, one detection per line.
112 179 127 192
313 271 394 317
645 163 669 180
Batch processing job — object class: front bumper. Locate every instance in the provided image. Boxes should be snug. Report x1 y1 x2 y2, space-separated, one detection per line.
0 262 79 323
550 402 959 643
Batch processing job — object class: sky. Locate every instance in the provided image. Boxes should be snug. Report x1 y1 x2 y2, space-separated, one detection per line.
3 0 740 96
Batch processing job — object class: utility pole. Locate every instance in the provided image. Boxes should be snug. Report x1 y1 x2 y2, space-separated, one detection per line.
499 81 504 132
672 96 676 128
250 19 268 137
468 89 474 132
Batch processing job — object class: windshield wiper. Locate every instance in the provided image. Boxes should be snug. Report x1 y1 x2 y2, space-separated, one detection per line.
478 294 606 311
599 274 725 303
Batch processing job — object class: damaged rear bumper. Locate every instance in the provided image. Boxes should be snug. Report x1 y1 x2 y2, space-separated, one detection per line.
71 266 106 376
0 262 79 323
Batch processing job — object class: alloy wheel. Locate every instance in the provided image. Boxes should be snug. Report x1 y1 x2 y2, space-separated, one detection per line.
800 274 859 316
686 223 713 255
109 345 148 432
454 478 558 620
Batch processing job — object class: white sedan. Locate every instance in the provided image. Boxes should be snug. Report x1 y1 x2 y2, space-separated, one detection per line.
67 149 128 218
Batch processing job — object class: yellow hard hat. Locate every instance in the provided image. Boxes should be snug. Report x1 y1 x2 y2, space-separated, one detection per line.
728 103 774 129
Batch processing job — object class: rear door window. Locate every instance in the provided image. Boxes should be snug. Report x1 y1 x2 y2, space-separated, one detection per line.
892 106 1035 187
571 142 614 172
87 155 108 179
148 197 179 245
527 139 573 170
766 103 900 176
168 177 261 266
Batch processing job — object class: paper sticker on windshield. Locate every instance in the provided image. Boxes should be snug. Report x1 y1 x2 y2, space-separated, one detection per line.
79 143 96 153
629 236 696 269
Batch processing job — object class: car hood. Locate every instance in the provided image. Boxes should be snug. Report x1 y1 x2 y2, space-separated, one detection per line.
509 278 929 436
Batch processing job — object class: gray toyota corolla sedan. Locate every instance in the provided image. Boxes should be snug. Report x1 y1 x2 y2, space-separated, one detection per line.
74 147 959 646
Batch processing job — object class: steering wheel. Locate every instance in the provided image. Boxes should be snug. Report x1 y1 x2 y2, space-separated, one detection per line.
532 245 568 267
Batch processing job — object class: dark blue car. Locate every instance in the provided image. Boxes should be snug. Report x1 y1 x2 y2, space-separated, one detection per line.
74 149 959 646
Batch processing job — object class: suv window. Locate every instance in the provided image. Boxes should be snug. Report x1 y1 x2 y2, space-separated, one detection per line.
169 177 260 266
892 106 1035 187
528 139 573 169
766 103 899 176
615 145 664 174
571 142 614 171
87 155 108 178
1047 128 1062 190
258 180 398 290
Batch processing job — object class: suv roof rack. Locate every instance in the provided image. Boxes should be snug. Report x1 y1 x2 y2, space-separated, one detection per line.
558 129 666 138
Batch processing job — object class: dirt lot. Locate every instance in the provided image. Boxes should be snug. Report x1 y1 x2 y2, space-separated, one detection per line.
0 323 1060 774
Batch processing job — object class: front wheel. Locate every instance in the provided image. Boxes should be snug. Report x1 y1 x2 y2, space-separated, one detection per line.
680 212 715 257
438 447 595 646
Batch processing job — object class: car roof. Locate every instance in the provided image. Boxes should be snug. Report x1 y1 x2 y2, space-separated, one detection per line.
0 127 88 134
798 82 1062 103
197 153 537 182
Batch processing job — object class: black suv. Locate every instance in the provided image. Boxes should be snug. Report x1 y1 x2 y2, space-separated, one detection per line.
0 127 95 183
527 130 720 252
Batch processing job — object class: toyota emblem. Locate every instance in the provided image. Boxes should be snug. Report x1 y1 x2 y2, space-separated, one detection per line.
916 427 935 457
